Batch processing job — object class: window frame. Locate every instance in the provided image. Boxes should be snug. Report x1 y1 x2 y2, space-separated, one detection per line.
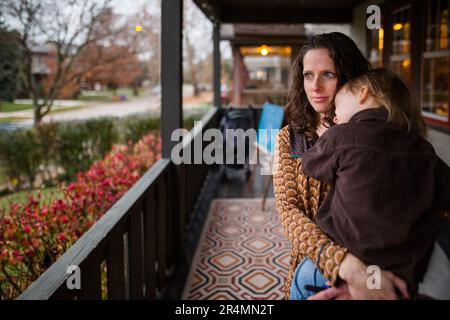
420 0 450 129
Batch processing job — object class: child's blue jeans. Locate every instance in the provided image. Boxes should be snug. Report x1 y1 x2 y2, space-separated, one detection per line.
290 258 329 300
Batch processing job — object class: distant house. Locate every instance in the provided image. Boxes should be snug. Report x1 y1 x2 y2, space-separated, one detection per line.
31 43 53 81
23 42 79 99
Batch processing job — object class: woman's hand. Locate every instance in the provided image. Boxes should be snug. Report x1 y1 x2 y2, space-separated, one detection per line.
337 253 409 300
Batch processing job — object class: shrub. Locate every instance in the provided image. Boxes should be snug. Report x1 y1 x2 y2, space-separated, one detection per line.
0 133 161 299
121 115 160 144
34 123 59 183
56 117 118 181
0 129 42 190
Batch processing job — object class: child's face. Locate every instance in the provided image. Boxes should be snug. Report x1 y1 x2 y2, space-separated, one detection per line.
334 85 361 124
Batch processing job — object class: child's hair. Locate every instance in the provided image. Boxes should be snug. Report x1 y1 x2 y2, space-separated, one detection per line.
344 67 427 137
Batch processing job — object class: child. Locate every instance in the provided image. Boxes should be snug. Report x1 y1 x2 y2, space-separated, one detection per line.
298 68 450 299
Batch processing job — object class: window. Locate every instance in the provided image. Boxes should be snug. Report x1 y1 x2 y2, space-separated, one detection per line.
422 0 450 124
389 5 412 89
368 27 384 67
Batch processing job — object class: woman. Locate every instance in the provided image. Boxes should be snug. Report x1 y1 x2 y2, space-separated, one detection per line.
273 32 409 300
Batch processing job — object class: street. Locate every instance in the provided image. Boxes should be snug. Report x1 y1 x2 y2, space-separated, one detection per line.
0 92 213 130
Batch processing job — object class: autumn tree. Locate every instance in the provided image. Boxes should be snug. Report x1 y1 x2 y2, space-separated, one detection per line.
74 43 143 95
69 3 160 97
3 0 116 126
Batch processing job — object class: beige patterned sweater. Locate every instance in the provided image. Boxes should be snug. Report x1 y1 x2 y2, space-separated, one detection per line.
273 125 348 299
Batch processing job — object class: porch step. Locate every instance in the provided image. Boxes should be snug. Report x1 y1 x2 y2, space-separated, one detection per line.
182 198 291 300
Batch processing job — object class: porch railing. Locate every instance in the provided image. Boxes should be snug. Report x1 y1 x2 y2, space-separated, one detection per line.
18 107 221 300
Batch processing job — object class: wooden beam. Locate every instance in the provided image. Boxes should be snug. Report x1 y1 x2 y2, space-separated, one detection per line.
228 37 307 46
220 7 353 24
231 44 243 106
162 0 183 158
213 23 221 108
193 0 221 23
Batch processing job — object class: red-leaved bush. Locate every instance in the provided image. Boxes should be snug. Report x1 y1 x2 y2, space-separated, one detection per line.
0 133 161 299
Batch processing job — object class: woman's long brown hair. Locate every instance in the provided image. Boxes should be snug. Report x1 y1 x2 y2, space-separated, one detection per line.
285 32 371 140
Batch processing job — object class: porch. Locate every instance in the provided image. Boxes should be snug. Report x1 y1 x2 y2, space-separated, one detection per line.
16 0 426 300
14 0 366 299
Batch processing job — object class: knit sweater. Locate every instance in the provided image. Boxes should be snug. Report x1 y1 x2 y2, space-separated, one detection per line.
273 125 347 299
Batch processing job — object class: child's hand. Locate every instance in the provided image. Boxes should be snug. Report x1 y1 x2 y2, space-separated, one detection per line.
308 283 352 300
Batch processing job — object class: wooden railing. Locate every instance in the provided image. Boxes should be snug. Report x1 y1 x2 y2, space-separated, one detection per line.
18 107 221 300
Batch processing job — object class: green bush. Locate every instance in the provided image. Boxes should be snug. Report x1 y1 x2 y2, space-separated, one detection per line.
121 115 160 144
34 122 59 182
119 112 204 144
183 114 204 130
0 129 42 189
56 117 118 181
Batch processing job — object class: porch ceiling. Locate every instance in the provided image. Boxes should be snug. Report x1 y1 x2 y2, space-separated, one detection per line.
220 23 307 45
193 0 367 24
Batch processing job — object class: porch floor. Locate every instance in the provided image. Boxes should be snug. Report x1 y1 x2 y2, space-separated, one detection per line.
182 198 291 299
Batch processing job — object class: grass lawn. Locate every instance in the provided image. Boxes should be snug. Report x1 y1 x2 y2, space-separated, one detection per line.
0 106 82 123
79 88 150 102
0 186 64 212
0 103 33 112
0 103 84 114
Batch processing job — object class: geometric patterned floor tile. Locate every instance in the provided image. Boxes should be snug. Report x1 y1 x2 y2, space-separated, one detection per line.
182 198 291 300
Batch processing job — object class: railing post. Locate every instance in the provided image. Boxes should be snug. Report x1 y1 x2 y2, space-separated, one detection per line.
161 0 183 159
161 1 183 289
79 257 102 300
128 203 145 299
166 169 176 271
143 187 157 299
156 176 168 294
107 233 125 299
177 164 187 254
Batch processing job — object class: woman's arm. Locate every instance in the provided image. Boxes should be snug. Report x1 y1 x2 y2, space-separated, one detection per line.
273 127 347 286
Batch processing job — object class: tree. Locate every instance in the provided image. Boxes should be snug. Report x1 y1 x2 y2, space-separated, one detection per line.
0 17 22 107
183 0 213 97
70 4 162 96
3 0 116 126
74 42 144 95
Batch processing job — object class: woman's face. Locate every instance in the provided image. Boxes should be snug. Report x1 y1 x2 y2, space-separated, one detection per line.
303 48 338 114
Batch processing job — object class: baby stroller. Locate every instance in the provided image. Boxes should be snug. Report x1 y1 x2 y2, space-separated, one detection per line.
219 106 256 182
